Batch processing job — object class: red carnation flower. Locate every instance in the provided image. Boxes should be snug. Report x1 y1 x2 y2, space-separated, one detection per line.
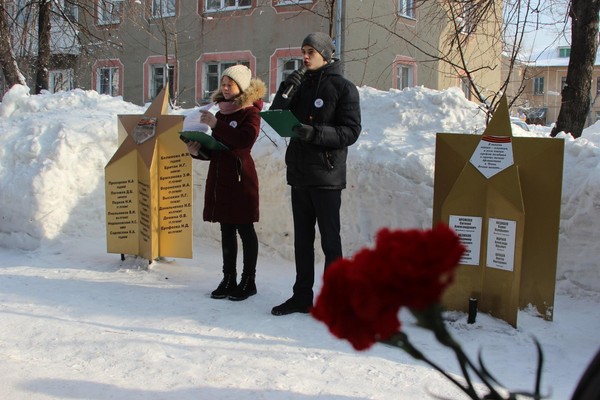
311 224 465 350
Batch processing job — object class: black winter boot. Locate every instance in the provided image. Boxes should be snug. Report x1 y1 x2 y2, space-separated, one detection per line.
211 274 237 299
271 296 311 315
228 274 257 301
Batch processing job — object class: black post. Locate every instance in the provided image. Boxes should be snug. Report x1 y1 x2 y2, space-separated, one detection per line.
467 298 478 324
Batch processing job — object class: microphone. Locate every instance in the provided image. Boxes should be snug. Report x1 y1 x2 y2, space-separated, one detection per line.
282 66 307 99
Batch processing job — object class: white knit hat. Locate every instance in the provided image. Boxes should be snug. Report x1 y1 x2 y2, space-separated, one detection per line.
222 65 252 92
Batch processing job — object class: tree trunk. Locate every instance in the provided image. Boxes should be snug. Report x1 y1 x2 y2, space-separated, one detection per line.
551 0 600 138
0 1 26 88
35 0 51 94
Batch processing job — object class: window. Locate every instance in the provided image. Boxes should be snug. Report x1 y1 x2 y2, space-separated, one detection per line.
559 47 571 58
150 64 175 100
151 0 176 18
461 76 471 100
205 0 251 12
49 69 73 93
272 0 312 13
596 77 600 95
94 60 123 96
197 52 255 102
458 3 475 34
596 111 600 122
97 0 122 25
398 0 414 18
203 61 249 99
98 66 120 96
561 76 567 93
397 64 413 89
533 77 544 95
393 56 416 90
279 58 303 87
277 0 311 4
61 0 78 20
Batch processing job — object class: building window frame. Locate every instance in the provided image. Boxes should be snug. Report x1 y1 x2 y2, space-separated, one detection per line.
271 0 314 13
397 0 415 19
49 69 74 93
149 64 175 100
278 58 303 88
558 47 571 58
92 59 123 97
269 48 302 95
458 2 476 35
205 0 251 12
275 0 311 4
460 76 471 100
151 0 176 18
533 76 544 96
196 51 256 103
143 56 178 103
397 64 413 89
98 67 119 96
96 0 123 25
203 61 250 100
60 0 78 20
393 55 416 90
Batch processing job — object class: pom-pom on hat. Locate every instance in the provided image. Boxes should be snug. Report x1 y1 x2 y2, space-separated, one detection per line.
302 32 335 62
222 64 252 92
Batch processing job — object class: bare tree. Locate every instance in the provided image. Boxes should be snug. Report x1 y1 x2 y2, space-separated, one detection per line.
0 0 26 87
0 0 123 95
35 0 51 94
351 0 508 120
117 0 208 106
551 0 600 138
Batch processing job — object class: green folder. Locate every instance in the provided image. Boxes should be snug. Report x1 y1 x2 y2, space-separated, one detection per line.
179 131 229 150
260 110 300 138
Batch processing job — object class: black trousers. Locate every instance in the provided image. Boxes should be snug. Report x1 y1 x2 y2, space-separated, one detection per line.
220 223 258 277
291 187 342 304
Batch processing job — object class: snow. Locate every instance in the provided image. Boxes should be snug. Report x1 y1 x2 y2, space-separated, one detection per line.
0 84 598 399
529 47 600 67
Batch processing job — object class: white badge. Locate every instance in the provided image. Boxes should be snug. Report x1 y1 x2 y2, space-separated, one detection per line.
229 121 238 128
314 98 324 108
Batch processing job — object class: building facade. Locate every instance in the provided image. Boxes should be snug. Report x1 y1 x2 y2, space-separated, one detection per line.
511 46 600 128
2 1 503 108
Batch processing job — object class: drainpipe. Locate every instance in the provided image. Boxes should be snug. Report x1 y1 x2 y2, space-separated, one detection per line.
335 0 343 60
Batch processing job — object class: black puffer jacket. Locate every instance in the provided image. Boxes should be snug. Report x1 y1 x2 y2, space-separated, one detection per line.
272 60 361 189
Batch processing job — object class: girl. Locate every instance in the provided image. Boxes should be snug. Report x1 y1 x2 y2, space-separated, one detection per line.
187 65 266 301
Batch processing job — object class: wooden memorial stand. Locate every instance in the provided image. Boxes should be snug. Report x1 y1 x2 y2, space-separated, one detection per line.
432 95 564 327
105 86 193 261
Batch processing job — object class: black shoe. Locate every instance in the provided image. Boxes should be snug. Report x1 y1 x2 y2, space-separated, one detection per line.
228 274 257 301
271 297 311 316
211 274 237 299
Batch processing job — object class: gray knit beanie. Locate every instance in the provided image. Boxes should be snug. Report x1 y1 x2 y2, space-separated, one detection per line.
301 32 335 62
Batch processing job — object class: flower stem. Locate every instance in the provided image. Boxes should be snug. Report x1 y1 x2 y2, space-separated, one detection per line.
409 305 506 399
386 332 483 400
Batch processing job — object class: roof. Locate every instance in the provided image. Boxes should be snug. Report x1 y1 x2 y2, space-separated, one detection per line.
527 46 600 67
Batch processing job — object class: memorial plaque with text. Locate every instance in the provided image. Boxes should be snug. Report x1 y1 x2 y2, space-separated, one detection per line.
105 87 191 261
